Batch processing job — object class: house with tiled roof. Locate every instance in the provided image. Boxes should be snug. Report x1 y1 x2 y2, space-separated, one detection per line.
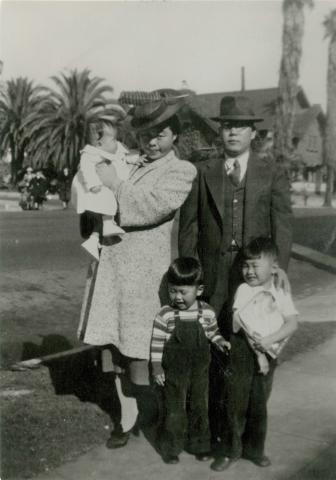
180 86 325 170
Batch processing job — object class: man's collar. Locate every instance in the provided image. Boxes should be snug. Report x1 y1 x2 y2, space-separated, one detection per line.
224 150 250 164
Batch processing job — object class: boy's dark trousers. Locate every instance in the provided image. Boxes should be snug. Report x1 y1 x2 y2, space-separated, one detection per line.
218 332 276 460
160 315 211 457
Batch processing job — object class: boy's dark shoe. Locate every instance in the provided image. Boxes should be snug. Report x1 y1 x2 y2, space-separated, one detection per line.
106 430 130 449
162 455 179 464
210 455 239 471
195 452 212 461
243 454 271 467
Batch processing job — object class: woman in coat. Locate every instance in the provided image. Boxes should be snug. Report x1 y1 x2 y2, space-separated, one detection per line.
78 94 197 447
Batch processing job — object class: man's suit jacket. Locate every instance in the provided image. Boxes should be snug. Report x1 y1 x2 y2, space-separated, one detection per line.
178 152 293 312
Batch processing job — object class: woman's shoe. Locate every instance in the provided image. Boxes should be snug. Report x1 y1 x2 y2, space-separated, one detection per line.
106 430 130 449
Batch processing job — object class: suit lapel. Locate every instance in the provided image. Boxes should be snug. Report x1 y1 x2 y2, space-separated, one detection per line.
204 157 225 222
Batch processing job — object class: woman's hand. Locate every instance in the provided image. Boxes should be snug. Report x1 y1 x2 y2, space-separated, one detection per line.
96 162 122 192
126 153 147 166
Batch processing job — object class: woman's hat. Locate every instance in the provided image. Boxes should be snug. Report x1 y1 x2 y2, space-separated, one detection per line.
211 96 263 123
126 90 188 131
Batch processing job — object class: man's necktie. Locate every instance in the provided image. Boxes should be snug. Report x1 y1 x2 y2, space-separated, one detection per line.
228 159 241 186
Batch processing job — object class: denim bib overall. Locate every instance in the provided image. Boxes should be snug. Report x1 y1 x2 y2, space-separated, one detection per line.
160 303 211 456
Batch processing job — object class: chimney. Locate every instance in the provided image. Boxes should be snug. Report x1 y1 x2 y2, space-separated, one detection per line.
181 80 190 90
241 66 245 91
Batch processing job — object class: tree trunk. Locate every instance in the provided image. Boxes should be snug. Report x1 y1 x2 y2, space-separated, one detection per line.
274 1 306 163
315 167 322 195
324 165 334 206
323 11 336 207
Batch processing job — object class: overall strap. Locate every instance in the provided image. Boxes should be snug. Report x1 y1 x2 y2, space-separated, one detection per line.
197 300 203 320
173 309 182 342
196 300 205 346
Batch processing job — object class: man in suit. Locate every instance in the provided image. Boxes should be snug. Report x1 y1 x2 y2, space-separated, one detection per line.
178 95 293 470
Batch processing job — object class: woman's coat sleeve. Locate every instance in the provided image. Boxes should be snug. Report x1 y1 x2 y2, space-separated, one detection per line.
117 160 197 227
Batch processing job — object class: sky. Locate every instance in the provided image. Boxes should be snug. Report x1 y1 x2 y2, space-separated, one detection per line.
1 0 335 109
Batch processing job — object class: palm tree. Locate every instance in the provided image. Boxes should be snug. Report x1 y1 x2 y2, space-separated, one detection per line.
24 69 125 172
323 9 336 207
273 0 313 170
0 77 44 182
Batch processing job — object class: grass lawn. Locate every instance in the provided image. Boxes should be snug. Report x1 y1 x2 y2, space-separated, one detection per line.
1 351 115 480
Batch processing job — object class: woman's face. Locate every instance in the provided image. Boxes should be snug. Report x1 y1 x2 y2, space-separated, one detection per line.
138 126 176 161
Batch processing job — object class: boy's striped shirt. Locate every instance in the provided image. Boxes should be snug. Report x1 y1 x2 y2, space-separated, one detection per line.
150 301 223 375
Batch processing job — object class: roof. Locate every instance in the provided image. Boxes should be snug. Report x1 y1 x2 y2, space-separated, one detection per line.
187 86 311 131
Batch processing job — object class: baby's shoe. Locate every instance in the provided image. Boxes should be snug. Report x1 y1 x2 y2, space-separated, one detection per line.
103 220 125 237
81 236 100 260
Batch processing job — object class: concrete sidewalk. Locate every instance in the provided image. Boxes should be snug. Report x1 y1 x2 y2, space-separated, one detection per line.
31 273 336 480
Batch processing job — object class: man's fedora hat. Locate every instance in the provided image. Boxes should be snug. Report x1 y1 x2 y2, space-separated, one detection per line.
211 96 263 123
129 91 188 131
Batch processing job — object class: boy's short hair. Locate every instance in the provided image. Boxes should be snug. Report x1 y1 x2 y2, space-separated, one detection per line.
88 119 118 145
242 237 279 261
167 257 203 286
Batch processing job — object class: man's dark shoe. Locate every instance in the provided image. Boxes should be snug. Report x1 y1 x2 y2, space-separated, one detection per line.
106 430 130 449
195 452 212 461
162 454 179 464
244 454 271 467
210 456 239 471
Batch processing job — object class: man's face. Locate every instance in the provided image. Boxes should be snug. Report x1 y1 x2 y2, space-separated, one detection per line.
220 121 256 157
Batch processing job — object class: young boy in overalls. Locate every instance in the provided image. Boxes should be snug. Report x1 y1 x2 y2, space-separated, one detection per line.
150 257 231 464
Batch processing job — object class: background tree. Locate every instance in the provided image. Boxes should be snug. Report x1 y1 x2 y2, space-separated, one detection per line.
24 69 124 173
323 9 336 207
273 0 313 171
0 77 44 182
